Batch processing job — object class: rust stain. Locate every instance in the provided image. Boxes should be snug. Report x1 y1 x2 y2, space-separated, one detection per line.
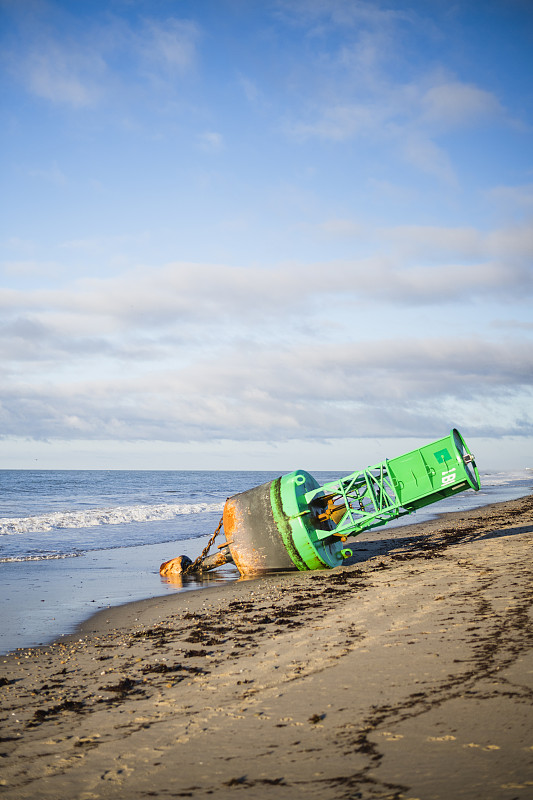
222 499 237 538
223 497 265 576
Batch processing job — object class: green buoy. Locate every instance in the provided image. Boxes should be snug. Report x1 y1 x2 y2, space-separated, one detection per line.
222 429 480 575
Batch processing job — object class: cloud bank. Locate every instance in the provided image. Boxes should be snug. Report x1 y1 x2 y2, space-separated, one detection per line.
1 219 531 445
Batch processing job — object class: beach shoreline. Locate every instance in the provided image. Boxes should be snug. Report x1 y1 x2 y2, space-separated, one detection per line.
1 476 530 657
2 493 532 799
63 489 533 645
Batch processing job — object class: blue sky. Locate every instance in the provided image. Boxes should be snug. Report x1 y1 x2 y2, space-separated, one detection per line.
1 0 532 471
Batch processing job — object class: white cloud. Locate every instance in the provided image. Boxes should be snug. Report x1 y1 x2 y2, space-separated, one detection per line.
274 2 511 185
138 18 200 74
487 184 533 211
1 218 531 343
5 9 200 109
420 82 503 129
400 131 457 185
3 237 35 252
1 260 64 278
20 40 106 107
491 319 533 332
59 232 151 252
287 102 379 141
319 219 364 237
197 131 224 151
238 74 262 105
283 74 502 182
486 223 533 260
382 221 533 270
1 334 531 443
273 0 408 32
1 210 532 446
27 163 68 185
384 225 481 259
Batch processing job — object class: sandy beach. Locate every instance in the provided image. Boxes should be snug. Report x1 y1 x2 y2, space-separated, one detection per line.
1 493 532 799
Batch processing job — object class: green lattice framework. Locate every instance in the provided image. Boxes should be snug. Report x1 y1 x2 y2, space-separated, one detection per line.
272 428 480 570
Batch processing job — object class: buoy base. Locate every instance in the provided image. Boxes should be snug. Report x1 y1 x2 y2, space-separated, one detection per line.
222 472 348 576
223 478 298 575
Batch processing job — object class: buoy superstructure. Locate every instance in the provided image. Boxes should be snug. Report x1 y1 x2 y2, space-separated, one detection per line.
160 428 480 578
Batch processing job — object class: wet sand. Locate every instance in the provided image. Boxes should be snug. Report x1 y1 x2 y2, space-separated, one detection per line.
1 494 532 799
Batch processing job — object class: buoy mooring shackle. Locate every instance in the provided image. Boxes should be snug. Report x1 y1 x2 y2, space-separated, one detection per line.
222 428 480 576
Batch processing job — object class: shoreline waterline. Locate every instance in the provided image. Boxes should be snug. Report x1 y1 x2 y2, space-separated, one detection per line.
62 489 533 646
0 535 240 656
1 474 532 656
3 489 530 657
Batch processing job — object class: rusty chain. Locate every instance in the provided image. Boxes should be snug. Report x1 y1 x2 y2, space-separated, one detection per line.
182 515 224 575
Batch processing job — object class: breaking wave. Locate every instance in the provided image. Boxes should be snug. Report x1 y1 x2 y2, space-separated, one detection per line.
0 502 224 536
479 469 533 487
0 552 82 563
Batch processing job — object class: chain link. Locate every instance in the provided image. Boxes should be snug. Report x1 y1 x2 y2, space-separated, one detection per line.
182 516 224 575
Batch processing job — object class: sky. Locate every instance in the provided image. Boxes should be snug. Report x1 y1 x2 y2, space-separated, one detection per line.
1 0 532 472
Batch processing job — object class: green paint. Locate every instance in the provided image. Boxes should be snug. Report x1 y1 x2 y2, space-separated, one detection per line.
278 471 329 570
434 448 452 463
267 428 480 570
269 477 308 571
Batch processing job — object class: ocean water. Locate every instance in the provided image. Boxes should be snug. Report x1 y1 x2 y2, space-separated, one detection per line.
1 468 531 655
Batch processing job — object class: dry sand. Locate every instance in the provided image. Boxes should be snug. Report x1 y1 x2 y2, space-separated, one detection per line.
1 494 532 800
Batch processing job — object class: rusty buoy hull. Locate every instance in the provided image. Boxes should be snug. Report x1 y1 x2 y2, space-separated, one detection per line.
223 478 297 575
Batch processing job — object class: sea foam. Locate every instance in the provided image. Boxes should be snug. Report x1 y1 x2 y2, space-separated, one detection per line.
0 502 224 535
